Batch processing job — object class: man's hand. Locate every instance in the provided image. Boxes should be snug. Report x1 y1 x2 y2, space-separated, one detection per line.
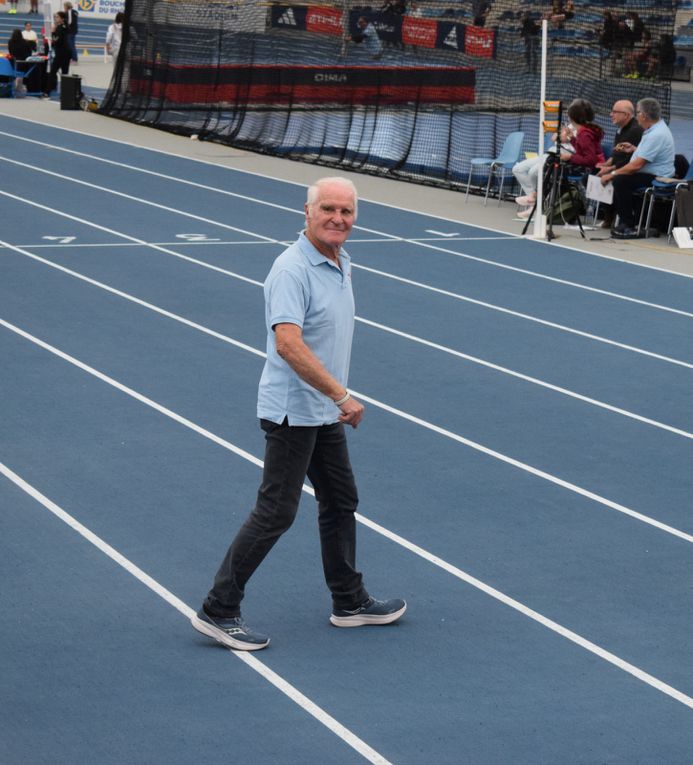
338 396 365 428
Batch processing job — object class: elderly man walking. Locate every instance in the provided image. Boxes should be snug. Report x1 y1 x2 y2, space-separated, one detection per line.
192 177 406 651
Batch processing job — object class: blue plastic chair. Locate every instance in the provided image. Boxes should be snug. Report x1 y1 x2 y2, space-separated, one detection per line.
464 131 525 206
638 159 693 242
0 57 32 97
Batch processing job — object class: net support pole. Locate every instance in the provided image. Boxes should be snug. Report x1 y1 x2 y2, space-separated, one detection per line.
531 20 549 239
341 0 350 57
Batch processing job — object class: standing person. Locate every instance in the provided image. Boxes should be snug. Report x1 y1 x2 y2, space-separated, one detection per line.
520 11 540 74
192 177 406 651
64 2 79 64
601 97 675 238
106 12 124 67
41 11 71 99
595 100 643 228
351 16 383 60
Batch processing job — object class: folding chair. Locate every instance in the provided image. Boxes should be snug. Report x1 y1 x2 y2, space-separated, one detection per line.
464 131 525 206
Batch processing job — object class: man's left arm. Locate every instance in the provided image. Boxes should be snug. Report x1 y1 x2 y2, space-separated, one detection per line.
601 156 647 185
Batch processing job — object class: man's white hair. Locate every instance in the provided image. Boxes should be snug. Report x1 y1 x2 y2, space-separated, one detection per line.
306 177 358 218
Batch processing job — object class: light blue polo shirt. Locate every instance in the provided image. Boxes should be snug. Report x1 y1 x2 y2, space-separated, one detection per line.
631 119 675 177
257 232 355 426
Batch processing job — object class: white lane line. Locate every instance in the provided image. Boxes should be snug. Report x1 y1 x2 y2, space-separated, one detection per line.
352 512 693 711
0 156 278 244
2 241 693 542
1 191 691 374
0 195 276 288
0 240 276 250
352 262 693 370
1 138 693 319
2 116 692 284
6 233 693 442
2 380 692 713
356 316 693 441
0 462 392 765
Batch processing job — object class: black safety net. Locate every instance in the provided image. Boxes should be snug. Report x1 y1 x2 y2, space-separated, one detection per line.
100 0 676 190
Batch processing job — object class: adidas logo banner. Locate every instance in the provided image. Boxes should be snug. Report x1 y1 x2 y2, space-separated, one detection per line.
270 5 307 30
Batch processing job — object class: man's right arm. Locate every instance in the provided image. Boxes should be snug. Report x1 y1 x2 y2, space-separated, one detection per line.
274 323 364 428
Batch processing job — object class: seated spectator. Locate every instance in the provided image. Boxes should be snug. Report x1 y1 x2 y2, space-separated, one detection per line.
624 29 654 78
549 0 574 27
7 28 35 96
22 22 38 52
595 100 643 228
559 99 605 171
611 20 633 75
514 98 603 219
625 11 645 44
601 97 675 238
8 28 34 61
381 0 405 15
599 11 617 51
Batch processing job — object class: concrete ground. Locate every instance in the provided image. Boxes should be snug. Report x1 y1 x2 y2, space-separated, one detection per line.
2 56 693 278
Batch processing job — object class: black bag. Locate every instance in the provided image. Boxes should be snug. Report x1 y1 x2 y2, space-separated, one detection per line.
675 184 693 229
674 154 690 180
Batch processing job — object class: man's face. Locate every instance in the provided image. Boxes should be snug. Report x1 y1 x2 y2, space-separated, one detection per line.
305 184 356 257
610 103 631 128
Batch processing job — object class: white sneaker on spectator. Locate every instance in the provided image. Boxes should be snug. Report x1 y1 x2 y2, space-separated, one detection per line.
515 193 536 206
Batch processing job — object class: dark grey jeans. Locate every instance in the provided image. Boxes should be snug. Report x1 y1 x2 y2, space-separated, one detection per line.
204 418 368 617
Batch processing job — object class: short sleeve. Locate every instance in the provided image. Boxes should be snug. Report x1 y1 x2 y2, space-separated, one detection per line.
267 269 308 330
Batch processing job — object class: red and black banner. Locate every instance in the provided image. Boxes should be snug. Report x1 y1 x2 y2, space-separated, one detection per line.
269 5 496 58
129 63 476 106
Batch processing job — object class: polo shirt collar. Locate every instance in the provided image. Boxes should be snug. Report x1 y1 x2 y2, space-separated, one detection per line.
298 231 349 268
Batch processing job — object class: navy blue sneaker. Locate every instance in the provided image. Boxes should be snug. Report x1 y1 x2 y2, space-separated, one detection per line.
330 597 406 627
191 609 270 651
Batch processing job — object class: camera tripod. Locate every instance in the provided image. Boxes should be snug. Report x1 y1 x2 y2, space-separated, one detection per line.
520 152 586 241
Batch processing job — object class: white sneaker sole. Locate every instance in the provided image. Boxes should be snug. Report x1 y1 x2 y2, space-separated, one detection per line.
191 614 269 651
330 602 407 628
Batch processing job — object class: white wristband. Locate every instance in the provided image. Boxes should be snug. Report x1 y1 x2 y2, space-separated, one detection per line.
334 392 350 407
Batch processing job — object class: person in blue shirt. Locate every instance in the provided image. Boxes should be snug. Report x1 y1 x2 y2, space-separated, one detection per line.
601 97 675 238
352 16 383 59
192 177 406 651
